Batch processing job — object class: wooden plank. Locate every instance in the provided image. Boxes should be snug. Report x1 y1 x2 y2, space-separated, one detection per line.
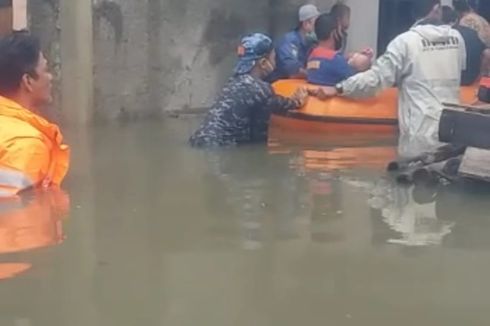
459 147 490 182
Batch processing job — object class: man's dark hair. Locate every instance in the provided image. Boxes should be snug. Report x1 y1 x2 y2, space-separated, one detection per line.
315 13 338 42
0 31 41 95
330 2 351 21
442 5 458 24
453 0 471 13
413 0 441 19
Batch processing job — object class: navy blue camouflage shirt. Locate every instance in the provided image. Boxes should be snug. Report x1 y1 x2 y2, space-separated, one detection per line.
189 74 299 147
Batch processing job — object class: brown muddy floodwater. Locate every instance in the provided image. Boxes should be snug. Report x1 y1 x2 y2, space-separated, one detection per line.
0 117 490 326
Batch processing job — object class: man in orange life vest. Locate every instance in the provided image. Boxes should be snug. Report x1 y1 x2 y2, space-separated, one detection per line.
307 13 372 87
0 31 70 197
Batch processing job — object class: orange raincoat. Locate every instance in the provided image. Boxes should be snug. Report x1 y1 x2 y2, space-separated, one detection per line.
0 189 70 279
0 96 70 197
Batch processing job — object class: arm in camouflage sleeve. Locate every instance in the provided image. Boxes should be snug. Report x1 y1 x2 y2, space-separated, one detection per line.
267 94 300 113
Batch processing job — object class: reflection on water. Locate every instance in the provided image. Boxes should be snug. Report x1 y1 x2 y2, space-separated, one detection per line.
368 179 455 247
0 189 69 280
2 119 490 325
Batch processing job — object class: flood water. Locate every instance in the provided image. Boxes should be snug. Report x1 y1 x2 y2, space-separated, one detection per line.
1 117 490 325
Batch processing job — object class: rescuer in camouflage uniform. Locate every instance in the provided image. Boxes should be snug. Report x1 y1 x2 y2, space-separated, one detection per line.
190 33 307 147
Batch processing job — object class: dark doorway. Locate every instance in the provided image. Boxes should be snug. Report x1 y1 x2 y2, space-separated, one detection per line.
0 0 12 7
476 0 490 21
377 0 417 55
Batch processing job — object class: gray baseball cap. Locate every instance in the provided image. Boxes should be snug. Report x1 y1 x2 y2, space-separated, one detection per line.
299 4 321 22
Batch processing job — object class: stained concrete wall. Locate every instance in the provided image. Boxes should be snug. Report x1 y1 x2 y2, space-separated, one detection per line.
26 0 382 122
93 0 354 121
93 0 272 121
28 0 61 121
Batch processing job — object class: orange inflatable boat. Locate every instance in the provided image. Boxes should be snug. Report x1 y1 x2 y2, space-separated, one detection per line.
272 79 479 134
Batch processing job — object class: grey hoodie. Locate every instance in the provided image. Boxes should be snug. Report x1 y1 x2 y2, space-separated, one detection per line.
340 24 466 153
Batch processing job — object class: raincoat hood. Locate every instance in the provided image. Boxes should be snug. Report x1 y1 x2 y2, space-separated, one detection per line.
411 24 453 43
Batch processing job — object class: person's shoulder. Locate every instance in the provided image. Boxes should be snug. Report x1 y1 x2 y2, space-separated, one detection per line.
448 27 467 45
227 74 265 93
386 29 415 47
461 13 486 27
454 25 478 39
282 30 301 44
333 51 348 61
455 24 474 34
473 13 489 25
0 125 47 165
220 75 251 93
0 114 44 141
309 47 336 60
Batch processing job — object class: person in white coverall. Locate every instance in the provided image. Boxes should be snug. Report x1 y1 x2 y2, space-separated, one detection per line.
312 0 466 155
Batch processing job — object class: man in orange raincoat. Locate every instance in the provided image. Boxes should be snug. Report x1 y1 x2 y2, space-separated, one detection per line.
0 31 70 197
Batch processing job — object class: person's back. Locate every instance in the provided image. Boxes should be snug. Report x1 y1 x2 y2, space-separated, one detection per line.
272 30 310 81
442 5 485 86
0 32 69 197
270 4 320 82
306 13 355 86
454 0 490 46
455 25 485 85
392 23 465 138
307 47 355 86
190 74 278 147
189 33 306 148
459 11 490 47
313 0 466 151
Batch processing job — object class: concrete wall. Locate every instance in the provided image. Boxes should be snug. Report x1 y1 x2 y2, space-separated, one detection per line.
93 0 271 121
28 0 61 121
94 0 364 121
26 0 383 122
346 0 380 56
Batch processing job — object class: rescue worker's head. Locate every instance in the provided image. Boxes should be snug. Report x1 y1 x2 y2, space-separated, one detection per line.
442 5 459 25
330 2 351 31
234 33 275 80
314 13 337 45
298 4 321 35
414 0 442 21
0 31 53 109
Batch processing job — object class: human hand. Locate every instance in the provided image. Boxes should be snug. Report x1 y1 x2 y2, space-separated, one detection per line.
309 87 337 100
292 87 308 107
361 48 374 59
334 25 343 41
